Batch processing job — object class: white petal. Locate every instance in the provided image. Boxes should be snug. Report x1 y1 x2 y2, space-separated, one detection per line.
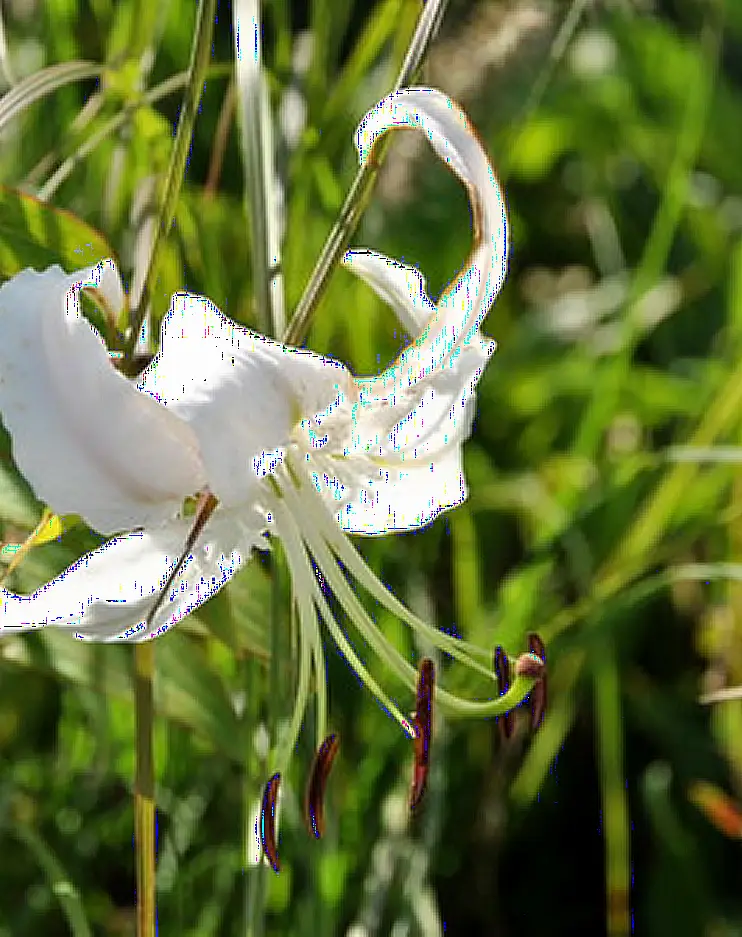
311 441 467 535
0 262 207 535
303 331 493 534
139 293 352 507
342 249 433 337
0 508 265 640
354 88 507 393
311 89 506 532
362 336 494 458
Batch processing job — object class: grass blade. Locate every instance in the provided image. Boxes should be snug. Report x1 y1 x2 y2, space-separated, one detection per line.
126 0 217 353
10 820 93 937
0 61 102 134
233 0 285 338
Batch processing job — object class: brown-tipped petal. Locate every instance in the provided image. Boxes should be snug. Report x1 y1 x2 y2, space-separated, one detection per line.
410 658 435 810
305 733 340 839
527 633 547 730
493 646 514 740
260 773 281 873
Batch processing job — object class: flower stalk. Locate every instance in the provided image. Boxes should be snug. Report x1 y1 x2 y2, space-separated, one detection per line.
134 641 156 937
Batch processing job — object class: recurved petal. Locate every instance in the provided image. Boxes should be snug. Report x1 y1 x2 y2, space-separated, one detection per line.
139 293 351 507
357 334 494 457
336 439 467 535
342 249 434 338
355 88 507 395
310 332 492 534
0 262 207 535
0 508 264 640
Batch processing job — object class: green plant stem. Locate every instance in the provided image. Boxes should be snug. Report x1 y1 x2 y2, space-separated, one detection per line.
125 0 216 354
594 644 631 937
283 0 449 347
134 642 156 937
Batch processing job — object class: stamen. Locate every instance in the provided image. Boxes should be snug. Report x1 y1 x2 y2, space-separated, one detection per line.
410 658 434 810
284 480 419 695
308 608 328 750
268 483 328 748
270 496 416 738
493 646 514 740
272 589 314 773
305 733 340 839
286 455 492 672
144 489 219 633
260 772 281 873
527 633 547 730
275 462 538 721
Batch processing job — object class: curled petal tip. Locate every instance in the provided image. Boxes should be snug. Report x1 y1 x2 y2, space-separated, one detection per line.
410 657 434 810
305 733 340 840
260 773 281 873
354 87 507 321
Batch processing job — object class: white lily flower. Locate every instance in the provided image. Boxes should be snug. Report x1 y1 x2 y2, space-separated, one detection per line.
0 88 510 734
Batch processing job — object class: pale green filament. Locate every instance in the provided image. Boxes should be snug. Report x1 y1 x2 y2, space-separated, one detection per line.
282 475 418 690
302 551 328 749
271 587 313 777
287 452 494 674
284 476 532 718
278 464 538 721
272 496 416 738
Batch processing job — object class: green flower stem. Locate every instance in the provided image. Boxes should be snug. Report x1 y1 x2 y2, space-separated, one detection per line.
134 642 156 937
283 0 450 347
125 0 216 355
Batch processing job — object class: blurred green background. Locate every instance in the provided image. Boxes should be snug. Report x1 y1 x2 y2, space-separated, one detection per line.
0 0 741 934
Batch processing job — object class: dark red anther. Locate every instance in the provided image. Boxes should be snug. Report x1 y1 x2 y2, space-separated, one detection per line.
527 633 547 731
410 658 434 810
305 733 340 839
493 646 514 740
260 772 281 873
